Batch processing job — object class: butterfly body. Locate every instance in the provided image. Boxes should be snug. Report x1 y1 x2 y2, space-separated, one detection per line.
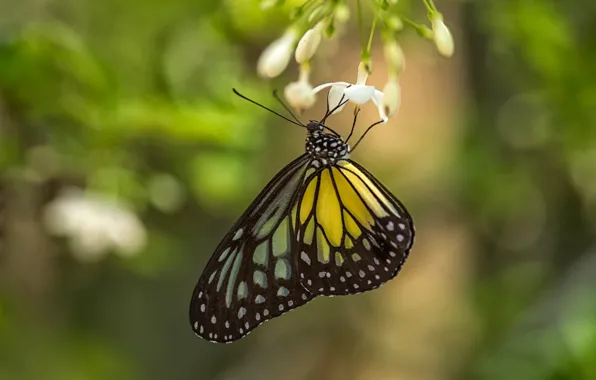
305 123 350 165
190 120 414 344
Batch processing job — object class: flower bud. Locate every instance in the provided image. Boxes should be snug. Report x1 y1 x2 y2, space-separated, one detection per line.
284 80 315 112
295 24 323 64
386 15 403 32
257 29 298 78
335 4 350 23
384 40 405 75
431 16 454 58
381 79 400 121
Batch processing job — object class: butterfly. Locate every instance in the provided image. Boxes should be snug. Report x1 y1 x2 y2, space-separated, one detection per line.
189 89 415 343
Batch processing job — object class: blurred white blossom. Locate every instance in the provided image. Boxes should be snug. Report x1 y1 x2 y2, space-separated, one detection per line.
381 79 401 119
295 23 324 64
44 188 147 262
384 40 405 75
257 29 298 78
431 15 454 58
284 63 316 112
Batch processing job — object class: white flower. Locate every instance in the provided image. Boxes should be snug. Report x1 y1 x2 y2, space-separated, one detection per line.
295 23 324 64
312 62 389 122
257 29 298 78
284 63 316 112
431 15 454 58
44 188 147 262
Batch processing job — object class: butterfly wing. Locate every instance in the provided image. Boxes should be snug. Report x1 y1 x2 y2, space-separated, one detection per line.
189 154 316 343
294 159 414 295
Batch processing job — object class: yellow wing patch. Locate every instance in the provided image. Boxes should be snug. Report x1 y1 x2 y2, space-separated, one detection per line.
297 163 406 269
339 162 397 215
333 168 374 228
300 177 318 224
316 170 343 246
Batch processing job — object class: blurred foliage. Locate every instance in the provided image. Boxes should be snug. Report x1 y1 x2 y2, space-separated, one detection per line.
0 0 596 380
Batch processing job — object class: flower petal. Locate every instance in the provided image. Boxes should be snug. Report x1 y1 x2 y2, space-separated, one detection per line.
327 85 348 114
371 89 388 122
344 85 375 104
312 81 350 94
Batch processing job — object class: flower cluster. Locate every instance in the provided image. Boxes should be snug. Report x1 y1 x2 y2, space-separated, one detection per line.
256 0 454 122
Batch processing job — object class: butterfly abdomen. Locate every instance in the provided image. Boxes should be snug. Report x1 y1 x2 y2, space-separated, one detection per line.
306 131 350 166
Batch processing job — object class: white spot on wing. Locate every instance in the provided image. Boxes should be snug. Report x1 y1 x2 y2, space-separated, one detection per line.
218 247 231 262
232 228 244 240
238 307 246 319
301 251 311 265
237 281 248 300
362 239 371 250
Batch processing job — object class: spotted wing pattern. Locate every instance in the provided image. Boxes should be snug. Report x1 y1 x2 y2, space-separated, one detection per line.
294 160 415 296
189 154 315 343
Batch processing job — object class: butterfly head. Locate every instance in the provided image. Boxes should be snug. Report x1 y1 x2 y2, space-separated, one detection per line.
305 121 350 165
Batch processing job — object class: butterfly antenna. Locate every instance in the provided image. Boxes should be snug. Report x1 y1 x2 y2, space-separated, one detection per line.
345 107 361 143
323 89 331 119
232 88 304 127
321 94 348 124
272 89 306 127
351 119 384 151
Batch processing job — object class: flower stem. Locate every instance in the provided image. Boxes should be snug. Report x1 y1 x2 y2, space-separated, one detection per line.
402 16 433 38
356 0 366 52
422 0 438 13
366 8 379 56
